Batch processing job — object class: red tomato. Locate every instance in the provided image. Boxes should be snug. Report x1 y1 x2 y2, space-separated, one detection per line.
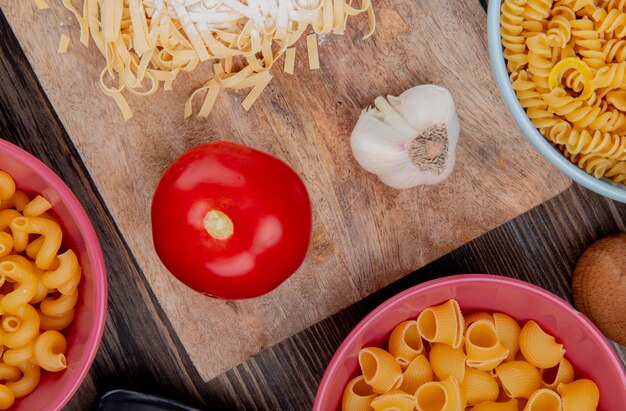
151 142 312 299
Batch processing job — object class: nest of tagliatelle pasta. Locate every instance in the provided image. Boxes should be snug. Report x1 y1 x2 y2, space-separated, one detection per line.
47 0 375 120
500 0 626 184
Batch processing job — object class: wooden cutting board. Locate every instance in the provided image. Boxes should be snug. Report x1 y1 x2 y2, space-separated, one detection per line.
1 0 571 381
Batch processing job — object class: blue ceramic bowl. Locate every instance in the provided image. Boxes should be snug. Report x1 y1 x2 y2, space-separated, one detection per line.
487 0 626 203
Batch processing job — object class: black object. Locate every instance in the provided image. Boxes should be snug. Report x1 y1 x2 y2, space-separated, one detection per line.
97 389 204 411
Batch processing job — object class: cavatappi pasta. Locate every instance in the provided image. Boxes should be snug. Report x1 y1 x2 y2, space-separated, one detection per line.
34 0 375 120
342 299 600 411
0 170 81 409
501 0 626 184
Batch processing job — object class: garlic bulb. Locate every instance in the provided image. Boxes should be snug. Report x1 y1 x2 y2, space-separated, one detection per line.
350 85 460 189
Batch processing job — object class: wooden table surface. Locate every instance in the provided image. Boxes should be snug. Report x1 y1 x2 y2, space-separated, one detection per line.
0 1 624 410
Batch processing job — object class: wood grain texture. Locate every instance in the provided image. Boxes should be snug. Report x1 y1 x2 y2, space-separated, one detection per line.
0 0 571 380
0 4 623 410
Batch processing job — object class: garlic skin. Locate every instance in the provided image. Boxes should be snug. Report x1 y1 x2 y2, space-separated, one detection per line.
350 85 460 189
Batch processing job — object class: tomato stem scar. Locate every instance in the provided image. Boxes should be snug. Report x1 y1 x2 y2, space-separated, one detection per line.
204 210 234 240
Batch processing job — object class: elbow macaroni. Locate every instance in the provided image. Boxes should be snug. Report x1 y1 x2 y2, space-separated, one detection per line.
0 170 81 408
342 300 600 411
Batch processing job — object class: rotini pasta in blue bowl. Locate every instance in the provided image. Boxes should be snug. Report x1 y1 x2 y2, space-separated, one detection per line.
488 0 626 203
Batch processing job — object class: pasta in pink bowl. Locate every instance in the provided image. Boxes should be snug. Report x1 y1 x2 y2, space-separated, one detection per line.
313 274 626 411
0 139 107 410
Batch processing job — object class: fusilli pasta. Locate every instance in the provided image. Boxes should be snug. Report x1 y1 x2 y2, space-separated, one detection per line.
501 0 626 183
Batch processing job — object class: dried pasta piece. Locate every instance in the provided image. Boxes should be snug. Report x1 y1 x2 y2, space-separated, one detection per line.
0 233 12 258
519 320 565 369
463 312 494 330
540 357 575 390
388 320 424 367
241 72 273 112
341 375 376 411
429 343 466 383
33 0 49 10
307 33 321 70
370 389 415 411
471 399 518 411
417 299 464 349
0 172 15 202
60 0 374 119
557 379 600 411
358 347 403 394
284 47 296 75
57 35 71 54
524 388 561 411
415 376 464 411
493 312 520 361
465 320 509 370
399 355 433 394
460 368 499 406
495 361 541 399
548 57 595 100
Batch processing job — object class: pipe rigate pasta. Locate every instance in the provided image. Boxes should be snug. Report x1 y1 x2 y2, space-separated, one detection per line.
540 357 575 390
414 376 463 411
358 347 403 394
471 399 518 411
429 343 466 383
387 320 424 367
341 300 601 411
369 390 415 411
460 368 499 406
519 320 565 369
525 389 562 411
557 379 600 410
496 361 541 399
463 312 494 331
341 375 376 411
416 299 464 349
398 355 433 395
464 320 509 370
493 313 520 362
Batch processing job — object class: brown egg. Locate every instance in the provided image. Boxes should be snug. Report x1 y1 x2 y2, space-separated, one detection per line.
573 233 626 346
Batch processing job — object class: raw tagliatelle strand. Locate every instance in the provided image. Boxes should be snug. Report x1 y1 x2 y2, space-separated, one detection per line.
45 0 376 120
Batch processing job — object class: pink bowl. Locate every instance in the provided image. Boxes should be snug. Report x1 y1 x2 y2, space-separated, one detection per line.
314 274 626 411
0 139 107 410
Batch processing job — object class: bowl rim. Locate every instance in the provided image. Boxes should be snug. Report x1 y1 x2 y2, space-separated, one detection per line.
0 139 108 411
312 273 626 410
487 0 626 203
